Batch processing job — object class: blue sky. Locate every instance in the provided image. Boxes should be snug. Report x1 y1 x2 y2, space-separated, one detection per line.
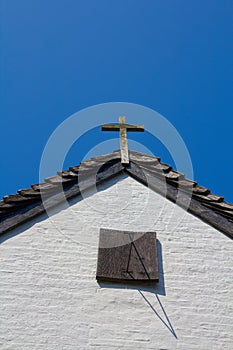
1 1 233 202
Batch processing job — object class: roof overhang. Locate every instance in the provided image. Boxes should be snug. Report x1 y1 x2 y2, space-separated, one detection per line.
1 150 233 239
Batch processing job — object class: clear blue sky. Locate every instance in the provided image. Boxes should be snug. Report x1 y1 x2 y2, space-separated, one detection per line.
1 1 233 202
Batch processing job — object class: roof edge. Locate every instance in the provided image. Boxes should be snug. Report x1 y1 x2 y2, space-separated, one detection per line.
0 150 232 239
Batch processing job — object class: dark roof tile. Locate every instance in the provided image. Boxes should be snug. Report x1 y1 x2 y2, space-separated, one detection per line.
57 170 77 178
18 189 42 197
177 178 197 188
193 193 224 203
0 201 18 211
3 194 31 204
165 170 184 180
192 185 210 195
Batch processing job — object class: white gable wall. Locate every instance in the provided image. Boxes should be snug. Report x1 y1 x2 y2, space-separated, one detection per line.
1 174 232 350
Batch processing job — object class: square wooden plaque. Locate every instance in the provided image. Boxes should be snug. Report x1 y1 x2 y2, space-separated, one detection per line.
96 229 158 283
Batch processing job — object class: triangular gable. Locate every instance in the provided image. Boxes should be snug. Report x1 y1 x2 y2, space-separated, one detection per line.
1 150 232 238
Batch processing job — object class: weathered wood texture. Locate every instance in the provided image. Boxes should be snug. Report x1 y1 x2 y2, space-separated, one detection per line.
96 229 159 283
125 161 233 238
0 162 124 235
119 117 129 164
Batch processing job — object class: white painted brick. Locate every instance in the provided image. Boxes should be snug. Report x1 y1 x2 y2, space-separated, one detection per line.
0 175 233 349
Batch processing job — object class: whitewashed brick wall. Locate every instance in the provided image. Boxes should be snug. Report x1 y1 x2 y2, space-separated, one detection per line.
1 174 233 350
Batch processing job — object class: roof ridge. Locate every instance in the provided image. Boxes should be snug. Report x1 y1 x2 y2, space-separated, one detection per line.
0 150 232 238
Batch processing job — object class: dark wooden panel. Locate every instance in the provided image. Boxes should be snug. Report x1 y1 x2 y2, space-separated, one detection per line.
96 229 159 283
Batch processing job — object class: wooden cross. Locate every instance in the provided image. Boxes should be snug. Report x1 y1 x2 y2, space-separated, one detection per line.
102 116 144 164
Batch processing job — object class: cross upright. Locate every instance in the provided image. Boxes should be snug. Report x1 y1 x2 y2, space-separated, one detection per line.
102 117 144 164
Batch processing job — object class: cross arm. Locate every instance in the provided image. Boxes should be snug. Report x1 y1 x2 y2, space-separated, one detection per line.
125 124 144 132
102 124 122 131
102 124 144 132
